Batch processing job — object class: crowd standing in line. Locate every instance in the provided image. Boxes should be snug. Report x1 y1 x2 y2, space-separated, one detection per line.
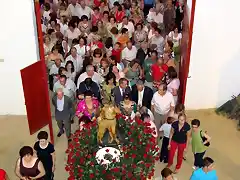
11 0 218 179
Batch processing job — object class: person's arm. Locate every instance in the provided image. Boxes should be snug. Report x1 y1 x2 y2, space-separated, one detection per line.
151 96 155 113
185 130 191 152
15 158 26 180
30 161 45 179
168 127 174 149
51 151 56 172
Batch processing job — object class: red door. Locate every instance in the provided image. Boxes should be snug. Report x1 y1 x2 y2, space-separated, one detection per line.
21 61 52 135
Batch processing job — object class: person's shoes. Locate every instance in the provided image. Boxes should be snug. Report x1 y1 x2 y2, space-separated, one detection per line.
173 169 179 174
163 160 168 164
57 131 64 137
183 156 186 161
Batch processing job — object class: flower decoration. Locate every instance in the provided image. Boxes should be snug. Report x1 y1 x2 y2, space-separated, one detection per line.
65 114 160 180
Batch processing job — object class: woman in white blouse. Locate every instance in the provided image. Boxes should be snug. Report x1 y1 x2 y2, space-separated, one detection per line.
74 36 90 58
167 66 180 104
65 20 81 47
43 35 54 57
167 26 182 47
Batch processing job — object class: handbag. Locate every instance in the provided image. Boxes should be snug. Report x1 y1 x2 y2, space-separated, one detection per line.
200 130 210 147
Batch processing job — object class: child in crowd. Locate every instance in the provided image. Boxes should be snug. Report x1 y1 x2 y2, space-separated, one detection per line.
159 116 174 163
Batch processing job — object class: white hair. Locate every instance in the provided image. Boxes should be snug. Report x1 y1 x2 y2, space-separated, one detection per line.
86 65 94 72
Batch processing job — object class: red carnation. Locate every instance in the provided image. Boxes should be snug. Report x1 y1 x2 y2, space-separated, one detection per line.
112 167 120 172
128 131 132 135
143 154 148 158
105 149 110 152
132 154 136 158
68 176 74 180
90 161 94 166
89 173 95 179
128 172 133 178
102 169 106 174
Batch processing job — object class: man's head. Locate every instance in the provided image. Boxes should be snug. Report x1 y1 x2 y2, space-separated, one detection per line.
127 41 132 50
86 65 94 77
71 0 77 5
85 78 93 87
122 16 128 25
119 78 128 89
55 58 61 67
158 83 167 96
56 88 64 99
80 0 86 8
161 168 174 180
154 28 161 37
203 157 215 172
191 119 201 131
136 79 144 91
59 75 67 86
71 47 77 57
151 50 158 61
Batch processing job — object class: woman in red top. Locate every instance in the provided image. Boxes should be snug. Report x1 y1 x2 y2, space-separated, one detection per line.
92 7 102 26
151 56 168 91
111 42 122 63
115 5 125 23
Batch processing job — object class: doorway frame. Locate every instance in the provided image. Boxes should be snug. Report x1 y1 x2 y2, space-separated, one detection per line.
179 0 196 104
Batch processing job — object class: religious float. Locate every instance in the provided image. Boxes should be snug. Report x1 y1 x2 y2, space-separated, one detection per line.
65 103 160 180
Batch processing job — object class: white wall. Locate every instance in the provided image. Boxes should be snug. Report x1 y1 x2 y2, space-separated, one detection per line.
185 0 240 109
0 0 39 115
186 0 192 22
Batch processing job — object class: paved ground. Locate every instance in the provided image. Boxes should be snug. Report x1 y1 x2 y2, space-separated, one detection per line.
1 109 240 180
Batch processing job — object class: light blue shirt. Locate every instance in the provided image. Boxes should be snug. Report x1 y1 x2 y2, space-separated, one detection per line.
190 168 218 180
57 96 64 112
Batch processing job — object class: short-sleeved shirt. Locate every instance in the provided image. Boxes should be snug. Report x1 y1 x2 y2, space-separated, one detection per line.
151 64 168 82
171 121 190 144
143 58 154 82
34 142 55 169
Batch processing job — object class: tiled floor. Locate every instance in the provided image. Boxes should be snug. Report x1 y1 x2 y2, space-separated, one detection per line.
1 109 240 180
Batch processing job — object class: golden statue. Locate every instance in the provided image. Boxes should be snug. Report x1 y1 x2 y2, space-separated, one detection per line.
97 103 120 144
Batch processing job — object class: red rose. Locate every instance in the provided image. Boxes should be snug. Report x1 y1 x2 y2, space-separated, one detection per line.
78 168 83 173
124 154 129 158
132 164 137 168
89 173 95 179
122 169 127 174
130 138 134 142
128 131 132 135
128 172 133 178
68 176 74 180
132 146 137 150
90 161 94 166
112 167 120 172
102 169 106 174
143 154 148 158
105 149 110 152
131 154 136 158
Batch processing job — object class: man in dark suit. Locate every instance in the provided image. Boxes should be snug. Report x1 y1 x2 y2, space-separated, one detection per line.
77 78 101 101
111 78 131 105
131 79 153 109
136 41 151 66
52 89 74 142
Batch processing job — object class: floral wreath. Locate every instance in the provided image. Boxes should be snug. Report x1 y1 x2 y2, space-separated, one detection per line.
65 114 160 180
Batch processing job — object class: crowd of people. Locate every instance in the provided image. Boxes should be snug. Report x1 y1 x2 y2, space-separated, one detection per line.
4 0 217 179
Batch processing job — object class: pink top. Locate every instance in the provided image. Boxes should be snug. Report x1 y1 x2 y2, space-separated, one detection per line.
167 78 180 93
76 99 99 119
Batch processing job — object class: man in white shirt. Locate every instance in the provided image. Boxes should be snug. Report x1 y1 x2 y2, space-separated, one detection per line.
121 41 137 67
49 58 65 84
65 47 83 73
151 83 175 130
77 65 104 87
79 0 93 19
53 75 77 101
67 0 81 17
118 17 135 39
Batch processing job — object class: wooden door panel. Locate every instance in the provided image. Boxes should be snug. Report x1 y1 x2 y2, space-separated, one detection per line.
21 61 51 135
